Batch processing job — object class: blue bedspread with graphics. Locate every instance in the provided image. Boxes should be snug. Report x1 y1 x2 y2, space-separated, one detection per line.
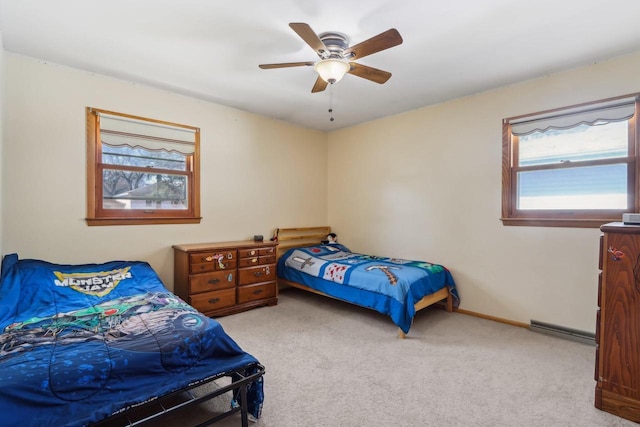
0 254 263 427
277 244 459 333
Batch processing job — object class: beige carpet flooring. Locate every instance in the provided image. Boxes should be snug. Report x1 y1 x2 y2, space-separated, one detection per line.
129 288 636 427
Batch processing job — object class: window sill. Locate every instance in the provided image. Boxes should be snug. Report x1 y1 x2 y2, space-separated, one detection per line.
86 217 202 226
500 217 617 228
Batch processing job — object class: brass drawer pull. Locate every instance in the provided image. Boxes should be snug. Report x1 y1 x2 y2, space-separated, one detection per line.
251 258 258 263
253 289 263 295
208 298 220 304
208 278 220 285
253 271 263 277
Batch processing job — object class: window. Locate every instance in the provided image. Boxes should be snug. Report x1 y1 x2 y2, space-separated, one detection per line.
86 108 201 225
501 94 638 227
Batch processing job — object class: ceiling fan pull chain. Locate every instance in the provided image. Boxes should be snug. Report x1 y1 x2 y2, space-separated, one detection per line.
329 85 335 122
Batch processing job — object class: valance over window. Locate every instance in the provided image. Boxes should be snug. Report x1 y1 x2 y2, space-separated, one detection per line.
98 113 197 155
508 98 635 136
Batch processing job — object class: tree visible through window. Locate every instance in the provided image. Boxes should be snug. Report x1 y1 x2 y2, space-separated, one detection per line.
501 94 638 228
86 108 201 226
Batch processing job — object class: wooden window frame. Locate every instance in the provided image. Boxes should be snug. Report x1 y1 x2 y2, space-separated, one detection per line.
86 107 201 226
501 94 639 228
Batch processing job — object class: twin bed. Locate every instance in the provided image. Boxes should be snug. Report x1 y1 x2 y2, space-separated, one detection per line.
275 227 459 338
0 254 264 427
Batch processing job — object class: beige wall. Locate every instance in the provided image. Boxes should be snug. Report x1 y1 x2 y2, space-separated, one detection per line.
3 54 327 289
328 50 640 333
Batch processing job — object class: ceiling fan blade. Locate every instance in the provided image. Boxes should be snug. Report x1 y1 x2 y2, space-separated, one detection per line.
348 63 392 84
311 76 328 93
289 22 329 57
259 61 315 69
344 28 403 60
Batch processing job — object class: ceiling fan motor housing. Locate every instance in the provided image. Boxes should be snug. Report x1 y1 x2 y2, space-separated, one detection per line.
318 32 350 59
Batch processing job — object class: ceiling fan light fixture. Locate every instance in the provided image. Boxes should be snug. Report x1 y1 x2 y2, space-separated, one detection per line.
314 58 350 84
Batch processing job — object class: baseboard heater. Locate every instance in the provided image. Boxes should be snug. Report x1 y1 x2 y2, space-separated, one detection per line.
530 320 595 346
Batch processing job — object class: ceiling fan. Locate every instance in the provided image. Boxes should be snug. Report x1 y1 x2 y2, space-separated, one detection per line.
259 23 403 93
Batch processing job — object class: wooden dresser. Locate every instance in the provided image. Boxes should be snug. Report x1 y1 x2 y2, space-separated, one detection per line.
595 222 640 422
173 240 278 317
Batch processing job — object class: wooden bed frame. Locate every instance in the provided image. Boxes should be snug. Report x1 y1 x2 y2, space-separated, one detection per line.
274 226 453 338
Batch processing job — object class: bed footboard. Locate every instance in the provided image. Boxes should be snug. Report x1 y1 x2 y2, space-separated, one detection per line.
398 287 453 339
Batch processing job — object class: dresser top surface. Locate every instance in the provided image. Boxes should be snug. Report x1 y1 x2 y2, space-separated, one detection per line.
601 222 640 234
173 240 277 252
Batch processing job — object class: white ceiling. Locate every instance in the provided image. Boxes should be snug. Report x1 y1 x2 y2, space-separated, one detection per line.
1 0 640 132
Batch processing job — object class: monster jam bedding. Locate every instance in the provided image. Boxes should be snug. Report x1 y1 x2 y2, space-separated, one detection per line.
0 254 263 426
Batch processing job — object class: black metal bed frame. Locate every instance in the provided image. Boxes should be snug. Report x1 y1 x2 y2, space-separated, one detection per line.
92 362 265 427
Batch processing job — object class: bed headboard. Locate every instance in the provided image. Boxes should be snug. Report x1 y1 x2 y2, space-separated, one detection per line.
275 226 331 259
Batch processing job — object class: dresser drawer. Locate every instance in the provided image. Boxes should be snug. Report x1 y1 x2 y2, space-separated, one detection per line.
189 250 236 264
238 282 276 304
238 256 261 268
238 256 275 267
190 271 236 294
259 247 276 256
238 265 275 285
190 288 236 312
260 255 276 265
239 248 260 258
191 259 236 273
189 251 236 273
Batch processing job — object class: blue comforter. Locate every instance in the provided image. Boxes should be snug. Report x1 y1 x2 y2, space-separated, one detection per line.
0 254 263 426
277 244 459 333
